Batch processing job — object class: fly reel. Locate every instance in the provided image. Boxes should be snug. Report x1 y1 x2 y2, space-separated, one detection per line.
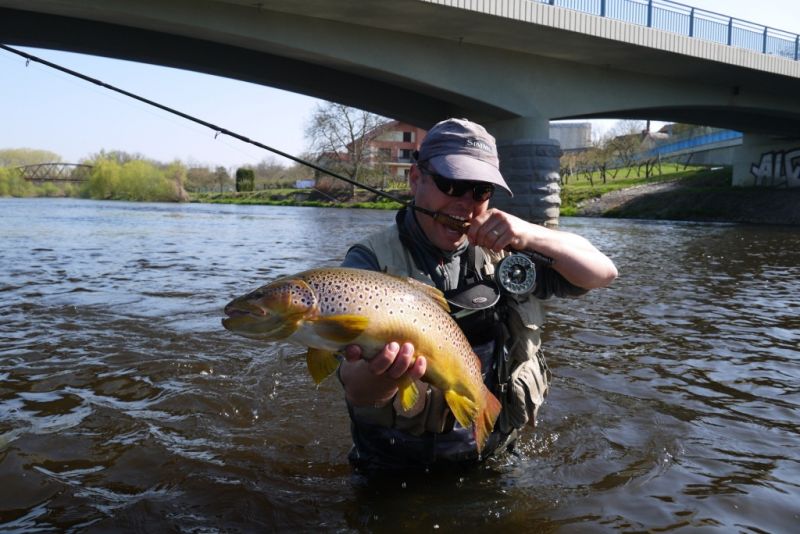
496 252 538 295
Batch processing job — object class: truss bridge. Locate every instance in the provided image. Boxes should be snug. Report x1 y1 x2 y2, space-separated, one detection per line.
17 163 93 183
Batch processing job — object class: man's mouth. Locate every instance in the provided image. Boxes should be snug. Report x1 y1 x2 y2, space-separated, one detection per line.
439 213 469 234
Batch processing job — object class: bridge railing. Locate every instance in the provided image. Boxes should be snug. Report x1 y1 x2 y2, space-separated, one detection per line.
642 128 743 159
535 0 799 60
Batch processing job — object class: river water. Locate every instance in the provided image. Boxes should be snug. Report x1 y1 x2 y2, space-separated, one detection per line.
1 197 798 532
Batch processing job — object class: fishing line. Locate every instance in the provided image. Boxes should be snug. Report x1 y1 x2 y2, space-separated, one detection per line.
0 43 467 230
1 48 260 163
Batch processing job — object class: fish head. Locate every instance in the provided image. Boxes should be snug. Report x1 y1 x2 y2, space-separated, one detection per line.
222 277 317 340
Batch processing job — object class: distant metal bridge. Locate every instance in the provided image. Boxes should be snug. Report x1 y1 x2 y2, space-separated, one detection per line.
17 163 93 183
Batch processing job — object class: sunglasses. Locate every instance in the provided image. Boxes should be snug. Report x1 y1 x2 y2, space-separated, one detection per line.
423 169 495 202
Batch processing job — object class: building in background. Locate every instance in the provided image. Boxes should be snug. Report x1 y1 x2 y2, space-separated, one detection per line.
549 122 592 151
368 121 427 181
345 120 595 186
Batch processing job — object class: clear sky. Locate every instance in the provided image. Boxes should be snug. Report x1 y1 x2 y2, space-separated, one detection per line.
0 0 797 170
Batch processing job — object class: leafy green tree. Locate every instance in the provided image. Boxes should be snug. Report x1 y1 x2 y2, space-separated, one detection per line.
81 158 183 201
164 161 189 201
82 159 121 199
0 148 62 167
235 167 255 192
85 149 149 165
0 166 34 197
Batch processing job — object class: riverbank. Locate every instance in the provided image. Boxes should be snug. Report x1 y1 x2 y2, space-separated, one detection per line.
188 167 800 226
574 169 800 225
191 188 408 210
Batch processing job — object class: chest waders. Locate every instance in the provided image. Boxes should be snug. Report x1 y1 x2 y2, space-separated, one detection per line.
345 219 550 469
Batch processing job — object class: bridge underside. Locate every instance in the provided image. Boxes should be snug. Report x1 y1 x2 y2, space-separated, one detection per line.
0 7 514 129
569 106 800 140
2 4 800 136
1 0 799 209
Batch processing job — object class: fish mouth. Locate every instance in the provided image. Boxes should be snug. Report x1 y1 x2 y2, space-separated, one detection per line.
221 313 298 341
222 299 270 334
224 298 265 318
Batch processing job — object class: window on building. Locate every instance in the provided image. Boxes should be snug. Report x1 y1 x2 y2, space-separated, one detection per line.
403 131 413 142
378 148 391 160
399 149 412 162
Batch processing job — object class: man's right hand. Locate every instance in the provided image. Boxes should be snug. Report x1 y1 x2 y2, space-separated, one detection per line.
339 342 426 407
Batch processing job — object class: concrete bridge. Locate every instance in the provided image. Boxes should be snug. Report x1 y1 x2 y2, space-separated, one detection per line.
1 0 799 223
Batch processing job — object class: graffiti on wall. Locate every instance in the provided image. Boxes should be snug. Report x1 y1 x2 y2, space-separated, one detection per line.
750 148 800 187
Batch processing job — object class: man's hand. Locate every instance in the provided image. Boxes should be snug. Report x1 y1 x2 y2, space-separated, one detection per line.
467 207 618 289
467 208 532 252
340 342 426 407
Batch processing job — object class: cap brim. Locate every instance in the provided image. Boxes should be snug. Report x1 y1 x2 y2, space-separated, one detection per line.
428 155 513 196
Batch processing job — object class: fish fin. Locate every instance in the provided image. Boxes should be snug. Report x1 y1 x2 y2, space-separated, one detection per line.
473 387 502 453
395 276 451 313
313 314 369 343
396 376 420 413
306 348 340 385
444 390 478 430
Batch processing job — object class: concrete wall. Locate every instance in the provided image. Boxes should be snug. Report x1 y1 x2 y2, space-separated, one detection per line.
734 135 800 187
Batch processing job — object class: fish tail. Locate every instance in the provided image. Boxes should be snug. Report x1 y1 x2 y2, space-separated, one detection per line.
474 387 502 454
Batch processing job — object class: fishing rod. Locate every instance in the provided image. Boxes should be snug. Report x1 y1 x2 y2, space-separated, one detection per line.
0 43 467 232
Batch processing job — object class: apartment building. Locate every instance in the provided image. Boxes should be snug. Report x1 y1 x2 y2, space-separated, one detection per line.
367 120 428 181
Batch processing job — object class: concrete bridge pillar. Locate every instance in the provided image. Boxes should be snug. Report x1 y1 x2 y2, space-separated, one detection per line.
487 117 562 227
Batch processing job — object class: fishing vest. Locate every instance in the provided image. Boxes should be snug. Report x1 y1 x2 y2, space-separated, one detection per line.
351 223 550 437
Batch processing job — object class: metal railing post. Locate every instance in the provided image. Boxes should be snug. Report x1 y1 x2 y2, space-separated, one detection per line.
600 0 606 17
647 0 653 27
796 35 799 60
727 17 733 46
688 7 694 37
762 27 768 53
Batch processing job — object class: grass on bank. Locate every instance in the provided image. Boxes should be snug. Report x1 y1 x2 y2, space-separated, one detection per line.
191 165 711 212
4 160 735 220
190 188 406 210
559 164 726 215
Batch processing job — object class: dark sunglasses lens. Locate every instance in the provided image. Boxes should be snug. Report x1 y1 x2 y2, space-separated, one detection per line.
474 184 494 201
432 174 493 201
432 175 464 196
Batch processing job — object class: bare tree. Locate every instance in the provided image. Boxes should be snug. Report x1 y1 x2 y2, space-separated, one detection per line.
214 166 231 193
304 102 390 196
606 120 646 177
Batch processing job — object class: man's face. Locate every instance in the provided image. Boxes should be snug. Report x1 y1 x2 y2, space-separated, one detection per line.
409 166 490 251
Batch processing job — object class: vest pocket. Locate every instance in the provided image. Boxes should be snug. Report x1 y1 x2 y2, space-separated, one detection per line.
500 355 550 431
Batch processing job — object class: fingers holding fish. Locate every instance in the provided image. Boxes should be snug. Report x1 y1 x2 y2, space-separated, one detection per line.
385 342 422 380
366 342 423 381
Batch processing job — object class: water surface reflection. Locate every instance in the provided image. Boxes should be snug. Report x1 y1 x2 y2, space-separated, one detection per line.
1 199 798 531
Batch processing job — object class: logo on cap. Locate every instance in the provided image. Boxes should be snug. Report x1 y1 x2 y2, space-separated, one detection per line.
465 138 493 153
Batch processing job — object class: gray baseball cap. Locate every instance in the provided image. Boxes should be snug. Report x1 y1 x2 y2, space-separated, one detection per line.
417 118 512 196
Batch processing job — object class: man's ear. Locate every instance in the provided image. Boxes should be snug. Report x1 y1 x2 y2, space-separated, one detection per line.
409 165 422 194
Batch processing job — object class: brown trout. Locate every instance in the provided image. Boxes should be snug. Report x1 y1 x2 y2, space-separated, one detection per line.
222 267 501 452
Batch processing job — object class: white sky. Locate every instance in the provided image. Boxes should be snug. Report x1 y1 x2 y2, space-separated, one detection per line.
0 0 797 169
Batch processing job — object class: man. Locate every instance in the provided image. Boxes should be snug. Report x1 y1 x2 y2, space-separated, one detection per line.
339 118 617 471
